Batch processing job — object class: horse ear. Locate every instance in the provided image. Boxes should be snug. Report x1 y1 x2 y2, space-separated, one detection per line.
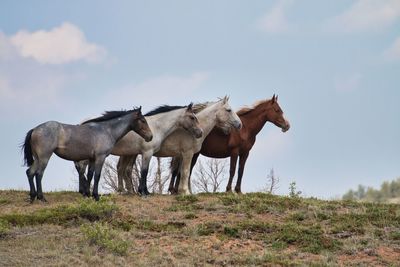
276 95 278 101
138 106 142 113
224 95 229 103
272 94 276 103
187 102 193 110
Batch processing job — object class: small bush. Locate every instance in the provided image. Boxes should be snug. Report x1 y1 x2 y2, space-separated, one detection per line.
134 220 186 232
184 213 198 219
81 222 128 255
196 222 222 236
269 223 341 254
389 230 400 240
0 198 10 205
0 219 10 237
175 195 199 204
223 226 240 238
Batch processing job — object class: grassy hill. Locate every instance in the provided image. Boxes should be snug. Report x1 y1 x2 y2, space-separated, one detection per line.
0 191 399 266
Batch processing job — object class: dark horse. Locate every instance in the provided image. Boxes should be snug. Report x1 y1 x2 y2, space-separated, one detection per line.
169 95 290 194
22 107 153 202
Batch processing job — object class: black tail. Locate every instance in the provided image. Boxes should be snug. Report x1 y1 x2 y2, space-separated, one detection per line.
22 129 34 167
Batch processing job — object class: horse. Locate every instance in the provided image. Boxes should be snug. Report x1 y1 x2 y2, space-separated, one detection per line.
117 96 242 195
169 95 290 194
22 107 153 202
74 103 203 195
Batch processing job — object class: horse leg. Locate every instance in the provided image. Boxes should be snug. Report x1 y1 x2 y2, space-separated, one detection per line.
177 154 192 195
168 157 180 194
187 153 200 194
226 153 239 192
92 157 106 201
173 172 181 195
85 161 95 197
124 155 136 194
172 157 184 194
138 154 151 196
74 160 88 195
235 152 249 194
117 156 128 193
35 156 51 202
26 161 38 203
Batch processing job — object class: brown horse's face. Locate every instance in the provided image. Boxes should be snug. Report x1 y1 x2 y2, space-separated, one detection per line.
265 95 290 132
132 109 153 142
179 103 203 139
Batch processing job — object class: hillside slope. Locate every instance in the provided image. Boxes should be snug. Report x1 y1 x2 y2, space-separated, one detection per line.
0 191 399 266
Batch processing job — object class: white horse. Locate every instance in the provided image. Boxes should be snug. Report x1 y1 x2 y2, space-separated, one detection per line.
118 96 242 195
75 104 203 195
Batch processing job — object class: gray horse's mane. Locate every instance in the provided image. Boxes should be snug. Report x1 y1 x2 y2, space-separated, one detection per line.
81 107 141 124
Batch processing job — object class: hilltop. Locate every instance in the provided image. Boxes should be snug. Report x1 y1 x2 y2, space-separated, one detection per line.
0 191 399 266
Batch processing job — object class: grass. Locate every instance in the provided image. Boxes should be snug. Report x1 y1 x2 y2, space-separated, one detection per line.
0 190 399 266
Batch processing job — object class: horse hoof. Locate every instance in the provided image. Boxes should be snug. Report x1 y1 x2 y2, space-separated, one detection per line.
92 194 100 201
26 197 35 204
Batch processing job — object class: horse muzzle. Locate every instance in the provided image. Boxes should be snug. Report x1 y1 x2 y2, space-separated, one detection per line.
233 121 242 130
145 134 153 142
281 121 290 132
194 128 203 139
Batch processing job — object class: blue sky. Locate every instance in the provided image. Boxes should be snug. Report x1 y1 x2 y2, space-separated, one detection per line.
0 0 399 198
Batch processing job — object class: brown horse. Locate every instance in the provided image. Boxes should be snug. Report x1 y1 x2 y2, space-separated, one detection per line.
169 95 290 194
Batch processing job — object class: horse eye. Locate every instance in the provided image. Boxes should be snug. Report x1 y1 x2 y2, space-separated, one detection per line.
226 109 232 112
191 116 195 120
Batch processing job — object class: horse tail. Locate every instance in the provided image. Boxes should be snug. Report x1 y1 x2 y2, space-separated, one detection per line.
22 129 34 167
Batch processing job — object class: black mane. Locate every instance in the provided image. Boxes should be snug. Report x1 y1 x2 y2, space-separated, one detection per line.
145 105 186 117
82 108 140 124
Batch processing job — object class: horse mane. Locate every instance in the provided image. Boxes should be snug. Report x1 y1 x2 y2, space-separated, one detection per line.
236 99 271 116
192 102 213 113
81 108 140 124
145 105 186 117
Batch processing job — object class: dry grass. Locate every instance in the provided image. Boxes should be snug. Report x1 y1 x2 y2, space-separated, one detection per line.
0 190 399 266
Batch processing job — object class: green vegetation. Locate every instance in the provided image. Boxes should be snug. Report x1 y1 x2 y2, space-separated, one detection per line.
218 192 303 213
0 219 10 237
0 197 117 226
343 178 400 203
81 222 128 255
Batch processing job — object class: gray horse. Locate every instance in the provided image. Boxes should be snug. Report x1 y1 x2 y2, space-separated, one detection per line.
22 107 153 202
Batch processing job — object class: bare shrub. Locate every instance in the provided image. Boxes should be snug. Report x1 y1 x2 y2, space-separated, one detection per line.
192 158 228 193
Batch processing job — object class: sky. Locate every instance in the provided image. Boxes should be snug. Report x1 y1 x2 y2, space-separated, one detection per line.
0 0 399 198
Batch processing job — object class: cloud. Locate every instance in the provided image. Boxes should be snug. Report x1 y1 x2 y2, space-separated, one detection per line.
325 0 400 33
256 0 293 34
334 73 362 93
0 23 107 115
383 37 400 61
9 22 106 64
102 72 210 110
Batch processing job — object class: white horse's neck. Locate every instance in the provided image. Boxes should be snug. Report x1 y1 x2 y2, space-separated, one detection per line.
195 102 222 142
146 108 185 141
